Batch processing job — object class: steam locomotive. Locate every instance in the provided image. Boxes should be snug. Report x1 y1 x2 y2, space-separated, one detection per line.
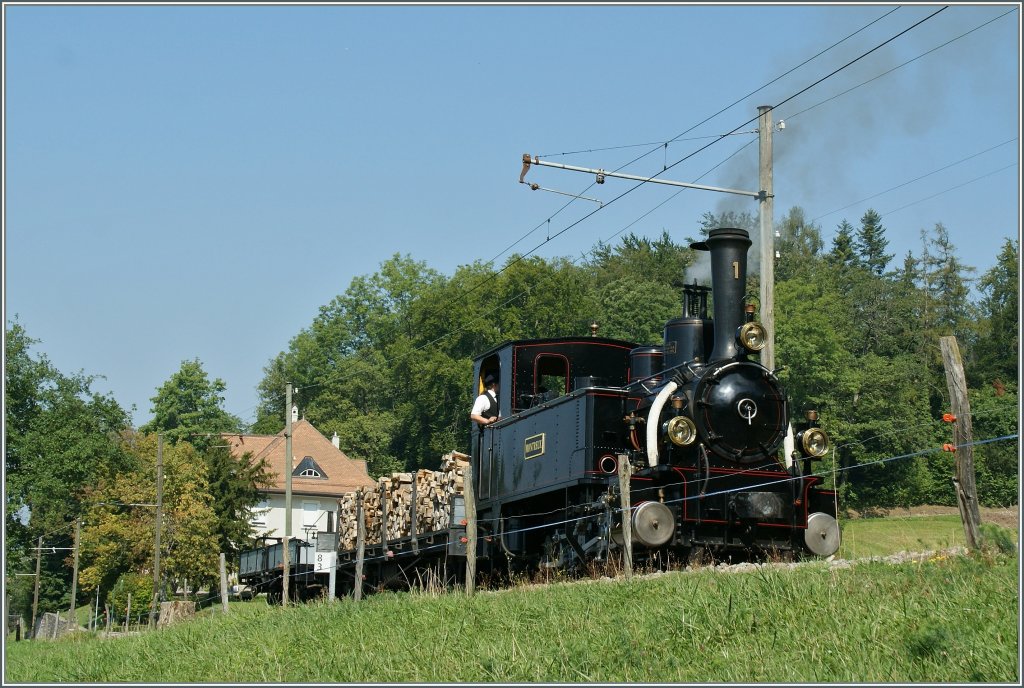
468 227 840 574
242 226 840 600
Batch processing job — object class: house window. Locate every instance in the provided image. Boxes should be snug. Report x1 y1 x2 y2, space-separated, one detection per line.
251 499 269 527
292 456 328 480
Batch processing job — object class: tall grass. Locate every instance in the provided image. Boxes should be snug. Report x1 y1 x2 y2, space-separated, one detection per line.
5 552 1017 684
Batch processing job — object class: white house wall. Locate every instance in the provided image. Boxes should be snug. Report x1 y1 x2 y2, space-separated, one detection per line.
250 492 336 545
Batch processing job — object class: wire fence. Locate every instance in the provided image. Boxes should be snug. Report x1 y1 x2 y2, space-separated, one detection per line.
237 431 1018 598
21 427 1015 637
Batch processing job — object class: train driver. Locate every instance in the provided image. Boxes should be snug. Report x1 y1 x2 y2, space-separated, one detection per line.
470 373 500 427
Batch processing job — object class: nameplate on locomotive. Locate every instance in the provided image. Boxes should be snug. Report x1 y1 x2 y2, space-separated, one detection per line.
524 433 546 460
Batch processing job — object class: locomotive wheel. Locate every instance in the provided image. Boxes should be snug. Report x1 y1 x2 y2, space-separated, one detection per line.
804 512 841 556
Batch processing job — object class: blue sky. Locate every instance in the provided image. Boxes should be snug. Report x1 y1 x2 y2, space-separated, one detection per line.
4 3 1020 429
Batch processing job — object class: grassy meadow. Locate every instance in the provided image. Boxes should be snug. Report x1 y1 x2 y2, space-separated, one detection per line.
5 515 1018 684
839 513 967 558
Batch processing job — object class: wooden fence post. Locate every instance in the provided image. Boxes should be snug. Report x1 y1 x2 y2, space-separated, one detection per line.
124 593 131 634
617 454 633 581
940 336 984 550
464 463 476 596
219 553 229 614
354 492 365 602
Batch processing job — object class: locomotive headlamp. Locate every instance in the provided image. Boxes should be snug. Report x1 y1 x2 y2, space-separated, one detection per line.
666 416 697 446
800 428 830 458
737 322 767 352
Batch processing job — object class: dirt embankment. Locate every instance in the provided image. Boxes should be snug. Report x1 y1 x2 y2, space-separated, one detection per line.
845 505 1019 530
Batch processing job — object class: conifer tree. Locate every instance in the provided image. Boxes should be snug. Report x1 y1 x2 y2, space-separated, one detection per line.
828 220 857 268
920 223 975 341
855 209 893 275
974 237 1019 385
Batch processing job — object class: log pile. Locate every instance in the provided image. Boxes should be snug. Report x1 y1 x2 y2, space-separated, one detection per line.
337 451 470 551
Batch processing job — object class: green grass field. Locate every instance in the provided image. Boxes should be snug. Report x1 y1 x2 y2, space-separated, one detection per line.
839 513 966 559
5 515 1018 684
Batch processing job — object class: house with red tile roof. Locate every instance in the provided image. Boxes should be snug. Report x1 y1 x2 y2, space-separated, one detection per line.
223 408 375 544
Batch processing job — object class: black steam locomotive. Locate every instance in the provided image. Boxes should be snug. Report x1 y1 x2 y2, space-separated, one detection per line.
468 226 840 572
249 226 840 600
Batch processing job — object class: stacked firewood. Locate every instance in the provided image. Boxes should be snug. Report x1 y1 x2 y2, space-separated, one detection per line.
336 451 470 551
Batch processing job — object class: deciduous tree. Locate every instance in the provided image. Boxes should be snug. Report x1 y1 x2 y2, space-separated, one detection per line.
142 359 241 448
78 434 220 602
5 321 132 618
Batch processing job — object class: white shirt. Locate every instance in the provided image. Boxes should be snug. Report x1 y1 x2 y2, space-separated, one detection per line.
471 390 498 418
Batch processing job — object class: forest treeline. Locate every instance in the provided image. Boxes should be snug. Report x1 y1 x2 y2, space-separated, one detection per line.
4 206 1017 624
250 207 1018 509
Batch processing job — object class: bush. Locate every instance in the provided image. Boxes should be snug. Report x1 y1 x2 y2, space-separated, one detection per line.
107 573 153 624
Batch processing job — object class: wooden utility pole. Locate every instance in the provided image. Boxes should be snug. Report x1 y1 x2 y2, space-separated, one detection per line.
758 105 776 371
30 535 42 639
219 553 229 614
68 520 81 627
354 492 365 602
124 593 131 634
940 336 983 550
283 383 293 606
617 455 633 581
464 464 477 596
150 433 163 628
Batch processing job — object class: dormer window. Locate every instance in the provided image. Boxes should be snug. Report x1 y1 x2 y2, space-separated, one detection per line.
292 456 328 480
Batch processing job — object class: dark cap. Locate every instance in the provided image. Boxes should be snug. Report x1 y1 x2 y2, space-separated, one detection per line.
484 373 497 385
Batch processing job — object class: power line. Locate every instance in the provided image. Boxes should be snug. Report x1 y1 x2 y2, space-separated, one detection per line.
810 138 1018 223
878 163 1017 218
784 6 1018 122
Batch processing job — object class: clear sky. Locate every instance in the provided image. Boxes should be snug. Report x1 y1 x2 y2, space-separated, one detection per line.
4 2 1020 429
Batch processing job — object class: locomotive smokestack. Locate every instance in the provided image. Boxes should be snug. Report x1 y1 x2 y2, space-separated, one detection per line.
690 227 751 363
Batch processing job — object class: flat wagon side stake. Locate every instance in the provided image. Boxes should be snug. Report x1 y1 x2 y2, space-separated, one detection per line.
355 491 365 602
465 464 476 596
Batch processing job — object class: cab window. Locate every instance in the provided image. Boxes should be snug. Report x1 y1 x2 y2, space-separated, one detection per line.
534 354 569 401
